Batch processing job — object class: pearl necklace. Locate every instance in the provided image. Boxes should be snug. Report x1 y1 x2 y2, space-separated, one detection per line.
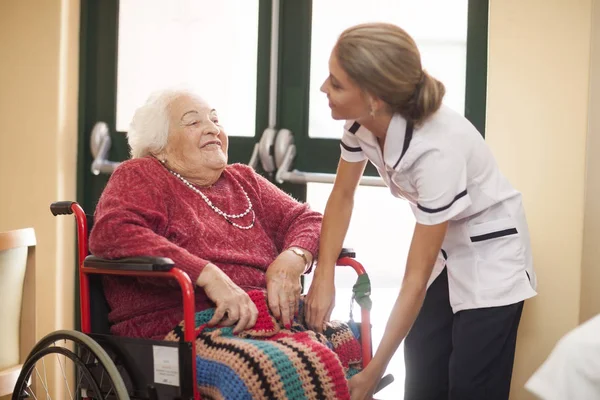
167 169 255 230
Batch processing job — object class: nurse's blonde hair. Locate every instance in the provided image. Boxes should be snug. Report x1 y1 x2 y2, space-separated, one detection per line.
335 22 445 123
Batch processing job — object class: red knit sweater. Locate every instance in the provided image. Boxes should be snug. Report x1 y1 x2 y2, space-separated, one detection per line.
89 157 322 339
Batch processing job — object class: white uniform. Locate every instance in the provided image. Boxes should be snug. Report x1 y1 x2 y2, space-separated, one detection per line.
340 105 537 312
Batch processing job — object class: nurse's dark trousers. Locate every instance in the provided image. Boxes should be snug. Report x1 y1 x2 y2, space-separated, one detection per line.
403 268 524 400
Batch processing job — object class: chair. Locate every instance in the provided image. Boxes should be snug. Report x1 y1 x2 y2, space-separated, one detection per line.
0 228 36 397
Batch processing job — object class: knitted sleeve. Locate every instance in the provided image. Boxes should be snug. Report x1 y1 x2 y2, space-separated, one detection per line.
89 161 210 285
238 166 322 259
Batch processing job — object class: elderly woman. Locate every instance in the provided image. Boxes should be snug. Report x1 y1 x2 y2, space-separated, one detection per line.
89 89 362 399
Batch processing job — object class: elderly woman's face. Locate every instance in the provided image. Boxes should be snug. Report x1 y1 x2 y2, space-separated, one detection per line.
164 95 229 173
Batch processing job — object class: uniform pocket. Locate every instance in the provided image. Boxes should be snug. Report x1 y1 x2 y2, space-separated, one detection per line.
470 227 518 242
467 217 526 289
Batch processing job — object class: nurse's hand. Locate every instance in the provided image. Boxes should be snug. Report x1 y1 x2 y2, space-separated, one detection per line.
305 277 335 333
348 371 377 400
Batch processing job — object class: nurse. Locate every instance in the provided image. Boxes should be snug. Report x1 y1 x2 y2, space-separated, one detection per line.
305 22 538 400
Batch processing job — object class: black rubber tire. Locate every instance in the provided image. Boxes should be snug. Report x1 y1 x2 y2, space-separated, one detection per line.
12 330 129 400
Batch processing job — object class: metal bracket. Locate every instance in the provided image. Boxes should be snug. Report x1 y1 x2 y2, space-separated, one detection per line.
90 122 120 175
90 121 262 175
274 130 386 187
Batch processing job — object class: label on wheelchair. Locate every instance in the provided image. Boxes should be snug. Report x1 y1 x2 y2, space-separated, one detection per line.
153 345 180 387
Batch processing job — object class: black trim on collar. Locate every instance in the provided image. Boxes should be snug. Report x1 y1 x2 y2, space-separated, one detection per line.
341 141 362 152
417 189 468 213
393 119 414 169
348 121 361 134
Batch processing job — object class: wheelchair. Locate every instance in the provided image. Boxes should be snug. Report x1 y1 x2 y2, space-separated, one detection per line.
12 201 393 400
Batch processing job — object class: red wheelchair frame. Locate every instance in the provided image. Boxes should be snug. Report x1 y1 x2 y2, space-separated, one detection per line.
52 200 379 400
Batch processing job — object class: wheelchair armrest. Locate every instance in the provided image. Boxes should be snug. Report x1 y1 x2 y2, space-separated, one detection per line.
83 255 175 272
84 249 354 272
338 247 356 259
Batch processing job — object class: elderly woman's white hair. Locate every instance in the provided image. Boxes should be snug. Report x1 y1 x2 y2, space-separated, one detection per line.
127 88 198 159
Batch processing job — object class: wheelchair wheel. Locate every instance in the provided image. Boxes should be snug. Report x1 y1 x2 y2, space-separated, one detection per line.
12 330 129 400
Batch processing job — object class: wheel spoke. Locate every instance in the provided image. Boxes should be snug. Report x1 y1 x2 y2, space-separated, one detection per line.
56 353 73 400
23 335 124 400
34 366 51 400
75 366 84 397
42 358 51 400
26 385 39 400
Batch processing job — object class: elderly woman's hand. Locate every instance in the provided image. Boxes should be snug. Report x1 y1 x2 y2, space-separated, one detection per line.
196 263 259 333
266 248 310 328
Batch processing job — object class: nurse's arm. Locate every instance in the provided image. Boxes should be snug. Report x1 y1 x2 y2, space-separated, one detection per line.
367 221 448 378
315 158 367 277
305 158 367 332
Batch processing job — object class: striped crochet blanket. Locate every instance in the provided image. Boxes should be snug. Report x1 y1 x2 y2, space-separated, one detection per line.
164 290 363 400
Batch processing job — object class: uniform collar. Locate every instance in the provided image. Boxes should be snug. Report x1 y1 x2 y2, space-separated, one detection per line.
345 115 414 169
347 120 379 149
384 114 413 169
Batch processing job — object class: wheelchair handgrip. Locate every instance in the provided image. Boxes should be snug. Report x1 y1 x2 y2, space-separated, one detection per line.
50 201 76 216
374 373 394 394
